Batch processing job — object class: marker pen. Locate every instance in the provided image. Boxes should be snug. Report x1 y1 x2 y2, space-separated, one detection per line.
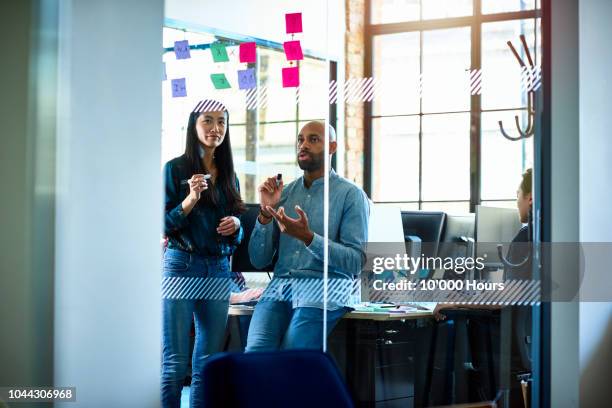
181 174 212 185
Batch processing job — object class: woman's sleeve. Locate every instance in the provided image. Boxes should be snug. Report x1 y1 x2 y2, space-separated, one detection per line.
164 161 189 235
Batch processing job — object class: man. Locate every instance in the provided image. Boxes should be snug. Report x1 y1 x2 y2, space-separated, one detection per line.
245 121 369 351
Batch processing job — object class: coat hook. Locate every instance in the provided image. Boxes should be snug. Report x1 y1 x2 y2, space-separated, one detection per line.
498 33 537 141
497 244 531 269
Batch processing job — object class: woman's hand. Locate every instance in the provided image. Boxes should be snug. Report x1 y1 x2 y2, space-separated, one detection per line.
181 174 208 216
188 174 209 202
217 216 240 236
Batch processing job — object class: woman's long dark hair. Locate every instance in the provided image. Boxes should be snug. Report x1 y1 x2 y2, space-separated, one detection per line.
184 109 246 215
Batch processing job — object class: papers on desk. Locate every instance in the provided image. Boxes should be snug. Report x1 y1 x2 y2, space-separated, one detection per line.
353 302 437 314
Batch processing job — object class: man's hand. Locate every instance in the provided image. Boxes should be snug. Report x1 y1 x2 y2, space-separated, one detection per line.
258 176 284 212
266 205 314 245
230 287 264 304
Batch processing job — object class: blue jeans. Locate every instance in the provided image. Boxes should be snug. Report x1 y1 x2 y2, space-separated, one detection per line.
245 301 349 352
161 248 230 408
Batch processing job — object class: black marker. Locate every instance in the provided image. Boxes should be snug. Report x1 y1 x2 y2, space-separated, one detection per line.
276 173 282 187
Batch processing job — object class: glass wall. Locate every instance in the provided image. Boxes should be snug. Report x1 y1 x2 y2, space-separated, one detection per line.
160 1 542 406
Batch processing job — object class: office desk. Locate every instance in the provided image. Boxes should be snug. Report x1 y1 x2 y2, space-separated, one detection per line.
228 305 434 408
227 304 516 407
229 305 433 320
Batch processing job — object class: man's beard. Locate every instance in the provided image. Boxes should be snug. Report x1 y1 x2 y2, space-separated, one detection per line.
297 151 324 172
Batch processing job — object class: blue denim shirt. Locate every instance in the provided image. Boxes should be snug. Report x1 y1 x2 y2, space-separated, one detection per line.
248 170 369 309
164 155 243 257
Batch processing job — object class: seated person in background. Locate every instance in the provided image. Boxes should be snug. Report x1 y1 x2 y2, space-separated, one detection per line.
433 167 533 318
245 121 370 351
507 168 534 398
505 168 533 280
433 168 534 407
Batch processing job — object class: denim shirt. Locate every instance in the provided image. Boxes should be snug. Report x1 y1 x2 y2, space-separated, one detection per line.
163 155 243 257
248 170 369 309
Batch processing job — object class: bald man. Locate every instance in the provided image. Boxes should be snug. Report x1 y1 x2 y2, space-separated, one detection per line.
245 121 370 351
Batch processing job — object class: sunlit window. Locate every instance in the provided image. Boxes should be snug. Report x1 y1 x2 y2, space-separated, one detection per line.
368 1 540 213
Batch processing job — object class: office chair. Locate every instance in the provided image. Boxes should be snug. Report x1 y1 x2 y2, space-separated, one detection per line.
200 350 355 408
231 203 276 273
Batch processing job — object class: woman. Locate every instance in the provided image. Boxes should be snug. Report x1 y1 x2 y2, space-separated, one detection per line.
161 99 245 408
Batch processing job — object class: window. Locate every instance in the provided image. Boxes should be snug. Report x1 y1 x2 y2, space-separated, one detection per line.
162 27 332 203
367 1 540 212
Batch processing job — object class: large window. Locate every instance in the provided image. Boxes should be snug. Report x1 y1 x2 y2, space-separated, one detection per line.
367 0 540 212
162 27 331 203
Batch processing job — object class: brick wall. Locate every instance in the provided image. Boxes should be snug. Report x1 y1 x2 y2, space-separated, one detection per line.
344 0 366 187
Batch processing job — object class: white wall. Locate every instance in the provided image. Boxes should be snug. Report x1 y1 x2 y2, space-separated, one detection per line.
549 0 580 405
54 1 163 406
579 0 612 406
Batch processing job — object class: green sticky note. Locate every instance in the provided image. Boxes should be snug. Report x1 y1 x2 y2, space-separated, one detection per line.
210 42 229 62
210 73 231 89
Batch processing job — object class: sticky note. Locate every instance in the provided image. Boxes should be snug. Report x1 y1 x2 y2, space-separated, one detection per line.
237 68 257 90
239 42 257 63
282 67 299 88
210 73 231 89
285 13 303 34
210 42 229 63
283 40 304 61
174 40 191 60
171 78 187 97
162 62 167 81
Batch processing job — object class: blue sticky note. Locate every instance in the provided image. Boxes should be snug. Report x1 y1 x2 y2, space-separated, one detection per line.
162 62 167 81
237 68 256 90
210 42 229 63
174 40 191 60
171 78 187 97
210 73 231 89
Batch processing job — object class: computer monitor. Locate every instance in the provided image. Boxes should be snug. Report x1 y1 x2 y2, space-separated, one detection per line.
400 211 446 259
475 205 522 267
433 213 476 279
363 204 407 302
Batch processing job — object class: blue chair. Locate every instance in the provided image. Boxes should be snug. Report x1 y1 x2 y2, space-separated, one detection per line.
200 350 355 408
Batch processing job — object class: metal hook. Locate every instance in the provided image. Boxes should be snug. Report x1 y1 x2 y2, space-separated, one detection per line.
498 33 538 142
498 120 525 141
519 34 535 67
497 244 531 269
513 93 535 138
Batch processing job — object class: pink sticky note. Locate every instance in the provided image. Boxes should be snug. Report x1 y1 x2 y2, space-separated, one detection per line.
285 12 303 34
239 42 257 63
283 40 303 61
282 66 300 88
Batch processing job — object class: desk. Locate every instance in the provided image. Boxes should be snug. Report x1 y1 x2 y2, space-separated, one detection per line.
228 305 434 408
229 305 433 320
227 304 516 407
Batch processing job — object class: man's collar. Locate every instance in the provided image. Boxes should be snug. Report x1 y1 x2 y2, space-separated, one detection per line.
301 169 337 188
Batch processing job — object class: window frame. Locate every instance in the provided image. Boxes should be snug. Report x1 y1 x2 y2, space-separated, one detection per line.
364 0 541 212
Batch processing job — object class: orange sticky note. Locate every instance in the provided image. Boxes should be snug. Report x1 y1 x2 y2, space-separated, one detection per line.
282 66 299 88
